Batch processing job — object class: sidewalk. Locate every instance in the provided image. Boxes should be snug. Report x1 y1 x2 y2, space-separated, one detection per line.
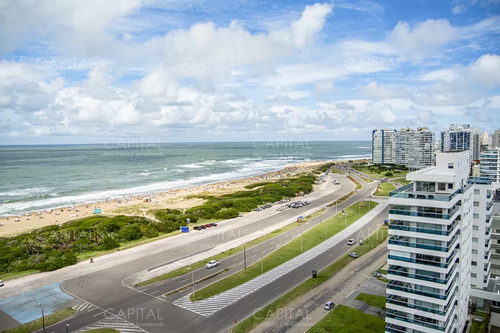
250 240 388 333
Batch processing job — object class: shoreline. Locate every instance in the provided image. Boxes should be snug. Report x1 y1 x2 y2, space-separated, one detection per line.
0 159 365 237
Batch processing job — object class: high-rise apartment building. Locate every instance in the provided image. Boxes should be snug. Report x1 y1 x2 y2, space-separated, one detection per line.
479 148 500 183
493 129 500 149
372 129 397 164
385 151 491 333
441 124 481 161
372 128 435 170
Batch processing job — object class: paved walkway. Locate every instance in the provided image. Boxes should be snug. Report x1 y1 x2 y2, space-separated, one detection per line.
172 200 388 317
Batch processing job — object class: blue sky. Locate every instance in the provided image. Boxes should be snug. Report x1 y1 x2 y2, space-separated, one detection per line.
0 0 499 144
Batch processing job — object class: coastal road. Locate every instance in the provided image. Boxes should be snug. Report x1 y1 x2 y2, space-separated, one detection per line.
0 167 383 333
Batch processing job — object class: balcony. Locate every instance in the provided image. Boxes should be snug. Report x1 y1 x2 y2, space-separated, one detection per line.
385 324 407 333
388 266 449 284
387 295 446 316
389 207 459 220
389 239 448 252
389 221 458 236
389 183 471 202
386 311 446 331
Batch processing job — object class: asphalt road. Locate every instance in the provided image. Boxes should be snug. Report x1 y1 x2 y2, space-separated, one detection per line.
39 170 385 333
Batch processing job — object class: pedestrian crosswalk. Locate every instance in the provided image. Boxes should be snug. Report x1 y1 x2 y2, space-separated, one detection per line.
173 201 387 317
73 316 148 333
73 302 94 312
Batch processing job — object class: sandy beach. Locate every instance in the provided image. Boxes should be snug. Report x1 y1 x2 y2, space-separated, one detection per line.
0 160 346 237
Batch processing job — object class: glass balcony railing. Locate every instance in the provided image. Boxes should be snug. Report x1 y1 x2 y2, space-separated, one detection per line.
389 183 472 202
387 277 457 301
389 240 448 252
389 220 459 236
385 324 407 333
385 312 446 331
387 269 448 284
387 296 446 316
388 255 447 268
389 207 459 220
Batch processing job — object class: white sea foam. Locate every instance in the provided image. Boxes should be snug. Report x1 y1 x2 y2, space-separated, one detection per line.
0 187 56 198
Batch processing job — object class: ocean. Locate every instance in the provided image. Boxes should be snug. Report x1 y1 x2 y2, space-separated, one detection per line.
0 141 371 216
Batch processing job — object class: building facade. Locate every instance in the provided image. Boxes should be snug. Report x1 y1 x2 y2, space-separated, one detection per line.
372 129 397 164
493 129 500 149
386 151 473 333
480 148 500 183
441 124 481 161
490 216 500 278
373 128 435 170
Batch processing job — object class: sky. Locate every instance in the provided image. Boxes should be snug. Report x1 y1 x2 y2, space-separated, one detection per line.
0 0 499 145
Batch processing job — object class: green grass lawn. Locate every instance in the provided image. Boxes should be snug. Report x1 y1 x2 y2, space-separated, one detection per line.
331 167 343 173
191 201 378 301
373 182 396 196
306 305 385 333
392 177 411 186
361 177 374 183
347 176 362 190
232 226 388 333
0 269 40 281
355 293 386 309
137 208 327 287
4 307 76 333
351 164 408 180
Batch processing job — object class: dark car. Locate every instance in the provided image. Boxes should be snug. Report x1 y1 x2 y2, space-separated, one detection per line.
200 225 206 229
193 226 201 231
210 223 217 227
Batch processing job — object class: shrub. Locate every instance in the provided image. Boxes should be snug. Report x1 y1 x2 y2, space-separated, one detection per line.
118 225 142 241
385 172 393 177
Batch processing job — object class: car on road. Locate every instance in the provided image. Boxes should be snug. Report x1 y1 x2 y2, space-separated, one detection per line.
373 272 383 278
205 224 212 228
347 239 356 246
205 260 220 268
210 223 217 227
324 301 335 310
200 225 206 229
0 280 4 287
193 226 201 231
333 180 340 185
349 252 358 258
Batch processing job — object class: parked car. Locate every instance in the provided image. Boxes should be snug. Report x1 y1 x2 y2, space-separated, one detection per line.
200 225 206 229
347 239 356 246
349 252 358 258
324 301 335 310
206 260 220 268
373 272 383 278
210 223 217 227
205 224 212 228
0 280 4 287
193 226 201 231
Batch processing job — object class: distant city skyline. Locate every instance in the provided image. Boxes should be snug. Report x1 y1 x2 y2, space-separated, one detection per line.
0 0 499 144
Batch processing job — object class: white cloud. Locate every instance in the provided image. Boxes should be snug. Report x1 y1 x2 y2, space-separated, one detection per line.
291 3 333 47
467 54 500 88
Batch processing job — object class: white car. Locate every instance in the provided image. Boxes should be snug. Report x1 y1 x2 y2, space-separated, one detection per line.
349 252 358 258
347 239 356 246
0 280 4 287
205 260 220 269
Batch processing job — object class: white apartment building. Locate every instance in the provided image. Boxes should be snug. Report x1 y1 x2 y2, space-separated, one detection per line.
441 124 481 161
372 128 434 169
396 127 435 170
480 148 500 183
373 129 397 164
386 151 473 333
470 178 494 289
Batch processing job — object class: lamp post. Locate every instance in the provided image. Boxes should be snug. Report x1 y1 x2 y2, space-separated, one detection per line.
39 303 46 333
192 271 195 297
244 243 247 270
66 324 69 333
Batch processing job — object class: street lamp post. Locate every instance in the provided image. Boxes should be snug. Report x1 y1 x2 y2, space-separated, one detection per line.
66 324 69 333
244 243 247 270
39 303 46 333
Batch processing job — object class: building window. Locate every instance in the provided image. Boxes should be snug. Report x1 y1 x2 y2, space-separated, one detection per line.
472 249 478 255
472 261 477 266
472 273 477 278
474 189 480 194
473 225 479 231
448 163 454 169
474 201 479 207
438 183 446 191
448 183 453 189
473 237 478 243
473 213 479 219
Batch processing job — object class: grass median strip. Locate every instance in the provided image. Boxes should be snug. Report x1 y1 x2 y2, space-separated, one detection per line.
4 307 76 333
305 305 385 333
232 225 388 333
190 201 378 301
373 182 396 196
136 209 325 287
